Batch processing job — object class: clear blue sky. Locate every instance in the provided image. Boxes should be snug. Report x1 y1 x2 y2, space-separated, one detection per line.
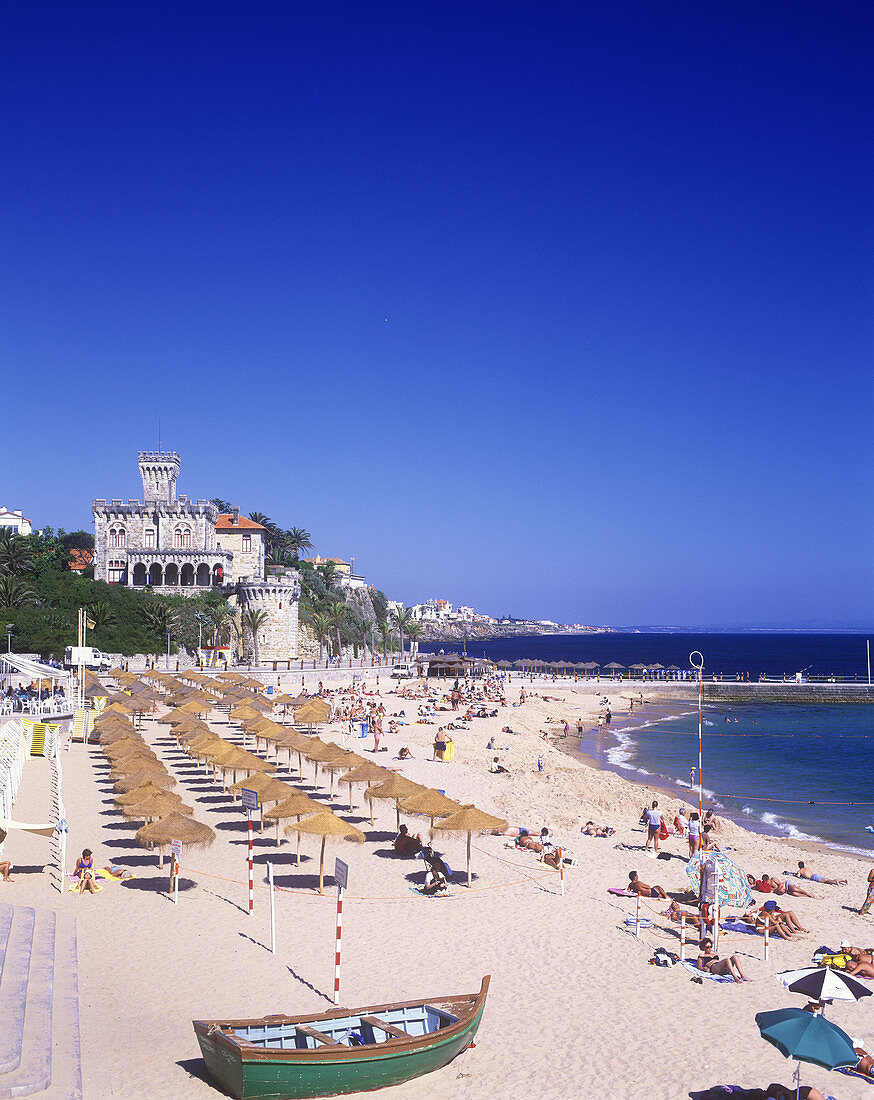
2 2 871 627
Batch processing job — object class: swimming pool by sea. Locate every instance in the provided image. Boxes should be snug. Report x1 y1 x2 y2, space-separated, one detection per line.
579 701 874 856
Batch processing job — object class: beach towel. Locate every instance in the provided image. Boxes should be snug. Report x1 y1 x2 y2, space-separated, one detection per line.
409 886 453 899
609 887 634 896
837 1066 874 1085
721 917 759 936
96 866 137 882
625 916 652 927
680 960 734 984
67 880 103 893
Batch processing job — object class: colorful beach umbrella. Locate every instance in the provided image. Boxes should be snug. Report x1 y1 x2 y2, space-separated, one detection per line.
685 850 753 910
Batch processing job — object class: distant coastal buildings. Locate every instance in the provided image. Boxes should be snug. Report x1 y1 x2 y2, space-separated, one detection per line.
409 598 597 638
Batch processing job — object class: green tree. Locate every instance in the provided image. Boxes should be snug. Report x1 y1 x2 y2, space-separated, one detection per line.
327 600 348 658
320 561 338 590
391 606 412 661
205 601 235 666
308 612 332 664
405 620 423 662
242 608 269 667
211 498 233 513
142 600 177 640
285 527 314 561
0 531 35 576
0 574 37 610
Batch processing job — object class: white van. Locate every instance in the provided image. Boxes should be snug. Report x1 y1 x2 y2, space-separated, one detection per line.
390 663 415 679
64 646 113 671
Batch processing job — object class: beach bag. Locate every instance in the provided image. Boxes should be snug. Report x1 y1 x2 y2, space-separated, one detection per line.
658 821 669 840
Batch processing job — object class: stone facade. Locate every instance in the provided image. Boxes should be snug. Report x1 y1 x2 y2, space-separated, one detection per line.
237 572 301 663
93 451 232 593
215 513 266 585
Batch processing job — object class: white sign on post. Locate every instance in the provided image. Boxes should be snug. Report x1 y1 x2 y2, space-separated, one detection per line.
334 858 348 889
170 839 183 860
241 788 259 811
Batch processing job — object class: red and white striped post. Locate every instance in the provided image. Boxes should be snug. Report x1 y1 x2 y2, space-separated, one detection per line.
333 858 348 1006
333 886 344 1005
763 914 770 961
635 894 642 937
247 809 254 914
679 914 686 961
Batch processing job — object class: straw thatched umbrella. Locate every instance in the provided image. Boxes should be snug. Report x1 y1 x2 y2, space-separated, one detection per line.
294 697 332 728
365 774 427 829
264 791 321 851
317 749 366 800
108 755 163 780
284 810 365 894
398 788 461 828
114 779 177 804
136 812 215 866
120 791 193 822
431 804 509 888
114 767 174 793
336 761 391 816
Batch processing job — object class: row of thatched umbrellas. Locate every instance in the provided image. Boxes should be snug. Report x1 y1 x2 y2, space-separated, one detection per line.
493 658 677 673
89 667 508 892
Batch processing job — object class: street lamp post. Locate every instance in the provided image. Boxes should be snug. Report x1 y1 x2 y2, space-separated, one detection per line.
5 626 12 654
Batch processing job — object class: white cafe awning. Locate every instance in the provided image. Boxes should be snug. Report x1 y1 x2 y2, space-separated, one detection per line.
0 654 69 680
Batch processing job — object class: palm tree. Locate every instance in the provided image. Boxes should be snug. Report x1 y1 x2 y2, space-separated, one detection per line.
86 600 116 630
242 608 269 667
391 606 412 661
142 600 177 638
405 620 423 663
327 600 349 659
266 546 289 569
0 532 35 576
320 561 338 590
204 601 235 666
285 527 314 562
0 575 37 610
248 511 272 528
308 612 332 665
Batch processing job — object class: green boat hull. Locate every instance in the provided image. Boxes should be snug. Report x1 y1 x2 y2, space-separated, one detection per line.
193 978 489 1100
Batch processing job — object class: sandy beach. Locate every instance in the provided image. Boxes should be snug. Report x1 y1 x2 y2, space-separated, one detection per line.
4 672 874 1100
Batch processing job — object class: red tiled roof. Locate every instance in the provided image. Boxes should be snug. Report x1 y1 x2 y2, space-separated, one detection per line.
69 548 94 571
215 514 267 532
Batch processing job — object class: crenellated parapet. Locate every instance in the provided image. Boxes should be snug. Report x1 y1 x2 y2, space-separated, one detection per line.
236 571 301 662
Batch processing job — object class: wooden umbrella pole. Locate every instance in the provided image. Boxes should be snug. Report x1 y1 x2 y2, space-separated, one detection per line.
296 820 301 867
319 836 326 895
275 820 280 847
467 833 472 888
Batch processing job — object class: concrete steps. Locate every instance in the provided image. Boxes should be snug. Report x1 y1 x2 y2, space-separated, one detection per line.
0 904 83 1099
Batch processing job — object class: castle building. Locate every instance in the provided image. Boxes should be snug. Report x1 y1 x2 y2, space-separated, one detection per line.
92 452 265 593
92 451 299 662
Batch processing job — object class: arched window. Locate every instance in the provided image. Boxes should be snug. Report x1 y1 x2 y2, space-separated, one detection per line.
174 525 192 549
144 528 156 548
109 527 126 548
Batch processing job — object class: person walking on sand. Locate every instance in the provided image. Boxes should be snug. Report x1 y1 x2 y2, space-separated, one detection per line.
644 801 663 854
0 861 12 882
687 812 701 857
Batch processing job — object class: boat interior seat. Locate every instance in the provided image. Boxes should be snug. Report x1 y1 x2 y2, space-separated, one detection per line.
295 1025 339 1047
359 1015 409 1040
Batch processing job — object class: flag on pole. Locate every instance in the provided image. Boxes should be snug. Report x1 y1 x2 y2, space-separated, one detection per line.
85 617 96 630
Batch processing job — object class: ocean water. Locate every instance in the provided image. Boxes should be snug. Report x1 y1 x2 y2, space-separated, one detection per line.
435 631 872 680
578 701 874 856
428 633 874 854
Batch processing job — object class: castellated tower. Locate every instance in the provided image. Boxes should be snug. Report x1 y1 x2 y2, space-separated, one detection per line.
138 451 181 503
237 572 301 663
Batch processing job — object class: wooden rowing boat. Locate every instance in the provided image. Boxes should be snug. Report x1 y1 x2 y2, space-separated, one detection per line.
192 975 490 1099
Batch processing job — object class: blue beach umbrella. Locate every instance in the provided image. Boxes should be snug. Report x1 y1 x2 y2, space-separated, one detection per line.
756 1007 857 1098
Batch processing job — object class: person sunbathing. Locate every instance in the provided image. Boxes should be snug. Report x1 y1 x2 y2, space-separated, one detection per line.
756 900 808 935
393 825 423 857
662 900 707 932
397 746 413 759
767 874 815 898
628 871 667 899
489 757 510 775
422 866 448 895
696 937 751 982
695 1086 828 1100
581 821 614 836
516 828 551 853
846 957 874 978
795 861 847 885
